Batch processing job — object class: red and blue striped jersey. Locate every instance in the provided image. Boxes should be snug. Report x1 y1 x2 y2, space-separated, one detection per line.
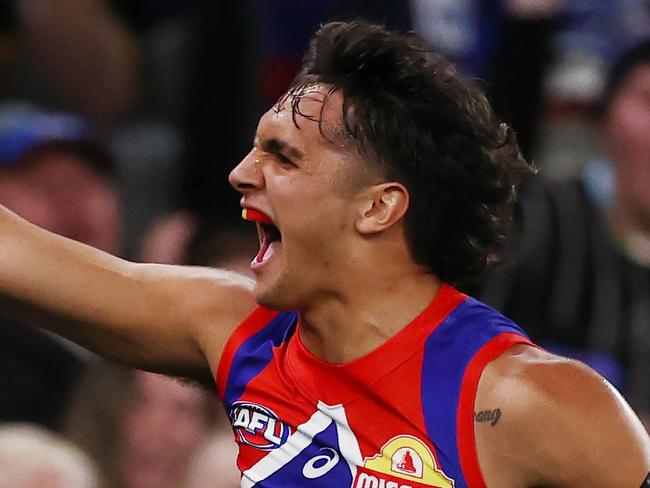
216 284 532 488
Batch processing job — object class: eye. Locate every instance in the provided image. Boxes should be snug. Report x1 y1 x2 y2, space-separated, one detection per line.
276 153 296 167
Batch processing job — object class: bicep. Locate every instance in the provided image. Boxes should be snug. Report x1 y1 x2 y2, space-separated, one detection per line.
0 207 256 379
77 262 258 380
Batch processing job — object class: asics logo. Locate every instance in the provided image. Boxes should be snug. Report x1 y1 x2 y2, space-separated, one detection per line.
302 447 341 479
240 403 363 488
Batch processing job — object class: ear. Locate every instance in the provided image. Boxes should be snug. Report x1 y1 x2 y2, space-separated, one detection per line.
355 182 410 235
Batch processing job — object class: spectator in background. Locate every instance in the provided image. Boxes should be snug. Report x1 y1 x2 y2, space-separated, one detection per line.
413 0 650 161
0 0 167 258
480 39 650 429
65 364 219 488
0 423 99 488
0 103 120 251
0 102 120 430
0 0 139 121
182 433 239 488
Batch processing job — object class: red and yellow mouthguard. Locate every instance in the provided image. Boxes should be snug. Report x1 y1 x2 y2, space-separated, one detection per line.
242 208 273 225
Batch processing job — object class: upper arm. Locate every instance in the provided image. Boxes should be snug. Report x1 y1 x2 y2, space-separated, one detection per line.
475 347 650 488
161 265 259 379
118 263 258 380
529 359 650 487
0 206 257 381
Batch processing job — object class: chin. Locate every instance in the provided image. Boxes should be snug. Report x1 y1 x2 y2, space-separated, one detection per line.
253 277 300 312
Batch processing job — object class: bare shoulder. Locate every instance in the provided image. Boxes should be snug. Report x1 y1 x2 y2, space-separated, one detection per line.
474 345 650 488
133 263 258 374
179 267 258 374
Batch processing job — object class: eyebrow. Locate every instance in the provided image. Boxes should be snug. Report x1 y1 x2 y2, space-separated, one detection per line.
255 136 304 160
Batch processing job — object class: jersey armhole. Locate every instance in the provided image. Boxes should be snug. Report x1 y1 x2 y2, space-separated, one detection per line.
456 333 534 488
215 306 279 400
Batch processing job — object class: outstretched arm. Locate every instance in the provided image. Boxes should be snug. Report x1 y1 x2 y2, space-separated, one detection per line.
0 205 257 381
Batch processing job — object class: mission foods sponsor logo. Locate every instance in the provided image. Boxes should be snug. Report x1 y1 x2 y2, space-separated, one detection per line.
229 401 291 450
354 435 455 488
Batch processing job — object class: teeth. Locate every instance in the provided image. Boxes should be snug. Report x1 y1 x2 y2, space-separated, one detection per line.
261 241 279 262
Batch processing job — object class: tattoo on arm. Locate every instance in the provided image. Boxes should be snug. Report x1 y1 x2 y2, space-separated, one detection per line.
474 408 501 426
640 472 649 488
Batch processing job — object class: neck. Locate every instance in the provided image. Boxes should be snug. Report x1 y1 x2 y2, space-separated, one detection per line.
298 265 441 364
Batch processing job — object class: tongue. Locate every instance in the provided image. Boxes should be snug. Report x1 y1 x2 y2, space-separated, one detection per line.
255 240 280 263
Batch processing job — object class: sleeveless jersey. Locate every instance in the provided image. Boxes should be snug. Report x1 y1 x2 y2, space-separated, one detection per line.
216 284 532 488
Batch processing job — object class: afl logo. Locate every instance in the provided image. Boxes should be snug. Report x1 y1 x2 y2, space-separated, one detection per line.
229 401 291 450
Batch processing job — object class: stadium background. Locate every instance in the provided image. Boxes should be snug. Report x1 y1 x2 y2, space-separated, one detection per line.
0 1 649 486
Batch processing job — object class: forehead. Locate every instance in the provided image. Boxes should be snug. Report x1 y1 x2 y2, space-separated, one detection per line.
256 84 348 153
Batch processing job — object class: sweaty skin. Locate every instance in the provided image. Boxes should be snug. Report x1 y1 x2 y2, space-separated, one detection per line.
0 85 649 486
475 346 650 487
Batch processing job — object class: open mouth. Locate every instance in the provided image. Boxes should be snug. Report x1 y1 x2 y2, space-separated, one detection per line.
256 222 282 262
242 208 282 264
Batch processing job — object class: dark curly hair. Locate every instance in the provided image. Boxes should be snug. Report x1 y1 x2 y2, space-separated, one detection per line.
282 21 533 286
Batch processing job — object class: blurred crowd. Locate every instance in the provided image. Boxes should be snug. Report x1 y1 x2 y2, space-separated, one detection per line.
0 0 649 486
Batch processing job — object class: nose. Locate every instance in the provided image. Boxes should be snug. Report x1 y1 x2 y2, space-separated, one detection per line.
229 149 263 194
